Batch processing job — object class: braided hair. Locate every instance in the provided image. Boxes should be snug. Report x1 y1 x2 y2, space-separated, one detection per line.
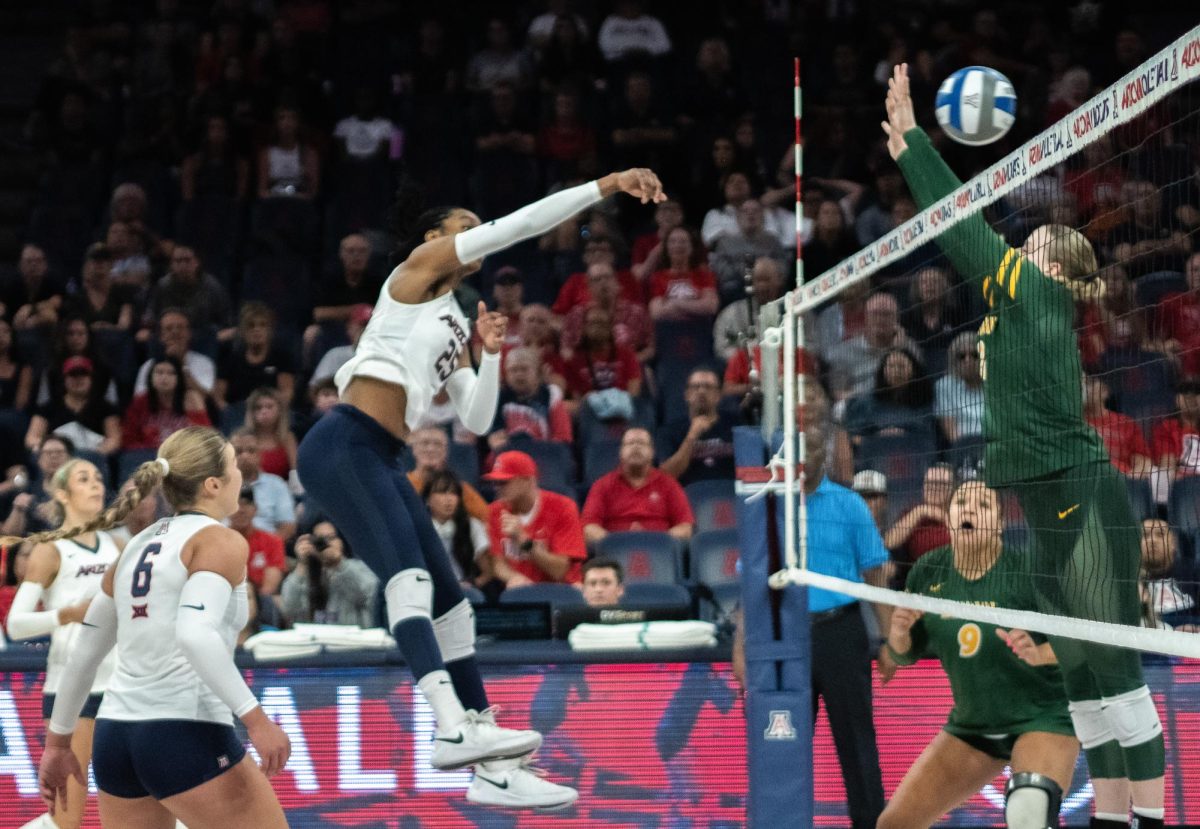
0 427 229 549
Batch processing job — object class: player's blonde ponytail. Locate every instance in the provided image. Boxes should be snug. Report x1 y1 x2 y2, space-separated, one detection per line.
0 426 229 549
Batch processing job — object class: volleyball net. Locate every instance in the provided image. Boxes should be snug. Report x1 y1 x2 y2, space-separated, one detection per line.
753 24 1200 660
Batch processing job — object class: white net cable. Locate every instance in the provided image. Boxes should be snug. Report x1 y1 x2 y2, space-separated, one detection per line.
761 25 1200 658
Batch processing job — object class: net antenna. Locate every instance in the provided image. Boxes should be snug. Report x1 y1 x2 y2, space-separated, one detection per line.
756 25 1200 659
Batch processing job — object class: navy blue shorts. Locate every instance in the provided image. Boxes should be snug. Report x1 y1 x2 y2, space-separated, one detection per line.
92 719 245 800
43 693 103 720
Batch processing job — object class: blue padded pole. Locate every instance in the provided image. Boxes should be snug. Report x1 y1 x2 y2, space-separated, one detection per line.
734 425 812 828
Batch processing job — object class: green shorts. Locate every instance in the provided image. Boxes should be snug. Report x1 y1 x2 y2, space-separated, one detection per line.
944 715 1076 761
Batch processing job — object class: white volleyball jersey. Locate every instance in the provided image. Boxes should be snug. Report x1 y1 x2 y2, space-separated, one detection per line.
99 513 248 725
334 281 471 432
44 533 120 695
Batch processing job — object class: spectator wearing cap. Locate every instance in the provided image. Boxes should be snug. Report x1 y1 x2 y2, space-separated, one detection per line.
852 470 889 533
883 463 954 579
140 244 235 347
407 426 490 523
304 233 382 360
64 243 135 332
133 308 217 397
310 303 372 389
4 244 63 332
487 347 572 453
121 355 211 450
551 235 642 317
25 356 120 455
485 450 587 587
581 427 693 544
581 557 625 607
1152 380 1200 483
560 262 653 363
229 486 286 608
215 301 298 409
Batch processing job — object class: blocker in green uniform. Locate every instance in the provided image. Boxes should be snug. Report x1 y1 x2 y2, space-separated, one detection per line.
893 544 1074 755
883 61 1163 802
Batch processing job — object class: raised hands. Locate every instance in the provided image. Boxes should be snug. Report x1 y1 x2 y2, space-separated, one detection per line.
881 63 917 160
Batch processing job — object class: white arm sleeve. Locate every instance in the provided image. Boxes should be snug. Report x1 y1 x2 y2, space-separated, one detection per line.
6 582 60 640
445 349 501 435
48 592 117 735
453 180 603 264
175 571 259 719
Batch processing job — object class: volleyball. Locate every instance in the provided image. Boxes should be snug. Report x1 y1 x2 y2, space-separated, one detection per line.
934 66 1017 146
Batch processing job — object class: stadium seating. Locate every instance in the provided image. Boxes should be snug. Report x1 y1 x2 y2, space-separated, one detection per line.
685 480 737 535
447 441 480 487
503 435 575 496
117 448 159 485
622 582 692 607
1123 475 1153 522
595 531 684 585
1169 477 1200 540
499 583 587 608
1134 270 1187 310
689 528 741 590
583 436 620 488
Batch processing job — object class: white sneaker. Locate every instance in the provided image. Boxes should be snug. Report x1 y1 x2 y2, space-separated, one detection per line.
430 707 542 770
467 755 579 811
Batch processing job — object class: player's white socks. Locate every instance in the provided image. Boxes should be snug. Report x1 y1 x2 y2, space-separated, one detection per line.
418 669 468 730
18 815 57 829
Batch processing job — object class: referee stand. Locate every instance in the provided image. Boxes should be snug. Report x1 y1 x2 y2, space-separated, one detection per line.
734 425 812 827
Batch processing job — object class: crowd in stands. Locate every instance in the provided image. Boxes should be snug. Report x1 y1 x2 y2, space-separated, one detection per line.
0 1 1198 641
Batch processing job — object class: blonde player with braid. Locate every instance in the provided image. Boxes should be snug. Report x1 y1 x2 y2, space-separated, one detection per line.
16 427 290 829
6 456 122 829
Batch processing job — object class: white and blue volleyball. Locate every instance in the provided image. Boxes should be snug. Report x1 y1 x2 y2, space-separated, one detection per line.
935 66 1017 146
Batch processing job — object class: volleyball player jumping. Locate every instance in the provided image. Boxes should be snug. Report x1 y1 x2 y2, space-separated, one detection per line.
296 169 666 809
883 63 1164 829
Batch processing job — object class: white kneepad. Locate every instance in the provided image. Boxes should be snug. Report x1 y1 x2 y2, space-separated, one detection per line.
385 568 434 631
433 599 476 662
1005 772 1062 829
1068 699 1115 749
1102 686 1163 747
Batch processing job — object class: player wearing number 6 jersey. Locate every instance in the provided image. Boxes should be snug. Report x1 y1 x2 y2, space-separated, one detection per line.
880 481 1077 829
296 169 665 810
883 63 1164 829
4 458 122 829
33 427 290 829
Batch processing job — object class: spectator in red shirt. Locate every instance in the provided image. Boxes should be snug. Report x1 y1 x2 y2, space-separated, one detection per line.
561 262 654 363
631 198 685 281
582 427 694 544
1152 380 1200 482
229 486 285 604
488 347 573 454
562 305 643 413
648 227 719 323
510 303 567 390
484 451 587 587
537 86 597 179
1084 374 1152 478
121 356 212 450
552 235 641 315
883 463 954 573
1157 251 1200 379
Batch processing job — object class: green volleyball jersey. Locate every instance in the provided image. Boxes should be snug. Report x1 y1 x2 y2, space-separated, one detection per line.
893 545 1070 734
896 128 1108 485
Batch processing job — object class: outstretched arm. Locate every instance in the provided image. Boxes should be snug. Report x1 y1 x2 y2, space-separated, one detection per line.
399 170 666 295
883 63 1011 289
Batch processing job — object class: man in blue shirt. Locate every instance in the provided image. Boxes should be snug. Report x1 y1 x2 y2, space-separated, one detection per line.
802 415 892 829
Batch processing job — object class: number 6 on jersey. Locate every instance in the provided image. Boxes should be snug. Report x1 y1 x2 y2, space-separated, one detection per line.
131 542 162 598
